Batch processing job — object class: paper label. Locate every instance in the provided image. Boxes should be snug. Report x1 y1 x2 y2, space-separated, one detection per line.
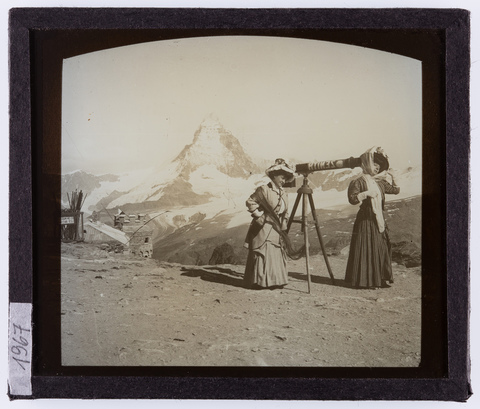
8 303 32 396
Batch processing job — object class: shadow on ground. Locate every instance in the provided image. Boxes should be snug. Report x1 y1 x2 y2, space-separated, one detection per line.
289 272 350 288
181 266 245 288
181 266 351 291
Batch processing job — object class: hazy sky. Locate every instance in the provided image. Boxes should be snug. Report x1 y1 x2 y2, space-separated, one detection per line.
62 35 422 175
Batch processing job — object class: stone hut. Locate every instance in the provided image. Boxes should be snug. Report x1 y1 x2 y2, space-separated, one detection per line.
122 215 153 258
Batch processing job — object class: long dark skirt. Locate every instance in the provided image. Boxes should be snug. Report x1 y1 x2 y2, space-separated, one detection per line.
345 206 393 288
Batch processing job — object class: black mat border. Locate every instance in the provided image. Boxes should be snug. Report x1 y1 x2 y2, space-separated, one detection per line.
8 8 471 401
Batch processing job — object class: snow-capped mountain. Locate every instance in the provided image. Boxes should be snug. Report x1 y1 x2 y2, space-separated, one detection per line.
62 116 422 235
62 170 119 198
306 165 421 210
61 168 155 212
103 116 263 211
61 117 423 268
174 115 260 179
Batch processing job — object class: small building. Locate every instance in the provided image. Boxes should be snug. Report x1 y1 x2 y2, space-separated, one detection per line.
84 220 129 247
123 223 153 258
114 210 148 229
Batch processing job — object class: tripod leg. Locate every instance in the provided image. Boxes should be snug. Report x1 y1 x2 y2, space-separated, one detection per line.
307 193 335 284
302 193 312 294
287 192 302 233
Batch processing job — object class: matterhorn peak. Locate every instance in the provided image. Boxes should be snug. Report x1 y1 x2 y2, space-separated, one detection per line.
173 116 260 179
200 113 221 127
191 115 224 147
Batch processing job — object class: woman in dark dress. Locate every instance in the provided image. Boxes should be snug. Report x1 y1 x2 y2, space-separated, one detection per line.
345 147 400 289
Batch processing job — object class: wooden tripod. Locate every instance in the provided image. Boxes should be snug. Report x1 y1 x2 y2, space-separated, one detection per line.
286 175 335 293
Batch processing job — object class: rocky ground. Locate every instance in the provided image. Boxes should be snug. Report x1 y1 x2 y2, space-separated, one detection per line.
61 242 421 367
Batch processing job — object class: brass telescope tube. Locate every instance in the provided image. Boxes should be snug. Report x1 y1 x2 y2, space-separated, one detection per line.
294 156 361 174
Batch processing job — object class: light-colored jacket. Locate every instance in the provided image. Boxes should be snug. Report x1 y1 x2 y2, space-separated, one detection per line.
244 182 289 250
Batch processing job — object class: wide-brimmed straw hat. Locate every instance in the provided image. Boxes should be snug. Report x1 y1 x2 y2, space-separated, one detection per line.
265 158 295 182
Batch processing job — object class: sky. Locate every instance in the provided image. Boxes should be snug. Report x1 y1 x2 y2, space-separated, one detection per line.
62 35 422 175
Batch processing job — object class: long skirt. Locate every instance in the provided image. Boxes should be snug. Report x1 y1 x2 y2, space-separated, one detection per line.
244 240 288 288
345 206 393 288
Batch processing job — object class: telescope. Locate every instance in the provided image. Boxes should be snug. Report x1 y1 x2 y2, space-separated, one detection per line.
283 156 361 188
294 156 361 175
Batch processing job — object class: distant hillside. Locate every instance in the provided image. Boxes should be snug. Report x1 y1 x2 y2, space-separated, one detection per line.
153 212 248 266
62 168 153 212
314 196 421 268
61 171 120 208
153 195 422 269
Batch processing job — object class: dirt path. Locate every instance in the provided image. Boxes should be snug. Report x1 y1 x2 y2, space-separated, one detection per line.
61 243 421 367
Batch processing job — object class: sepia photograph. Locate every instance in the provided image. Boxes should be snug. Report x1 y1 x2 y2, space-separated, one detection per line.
60 35 422 368
7 5 471 402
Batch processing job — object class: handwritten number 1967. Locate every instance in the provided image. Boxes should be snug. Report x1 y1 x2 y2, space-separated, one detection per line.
11 323 30 370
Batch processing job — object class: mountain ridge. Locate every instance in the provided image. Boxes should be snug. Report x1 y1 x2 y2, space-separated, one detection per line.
61 117 422 241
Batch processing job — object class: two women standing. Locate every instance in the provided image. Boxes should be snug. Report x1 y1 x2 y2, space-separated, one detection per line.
243 148 400 291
